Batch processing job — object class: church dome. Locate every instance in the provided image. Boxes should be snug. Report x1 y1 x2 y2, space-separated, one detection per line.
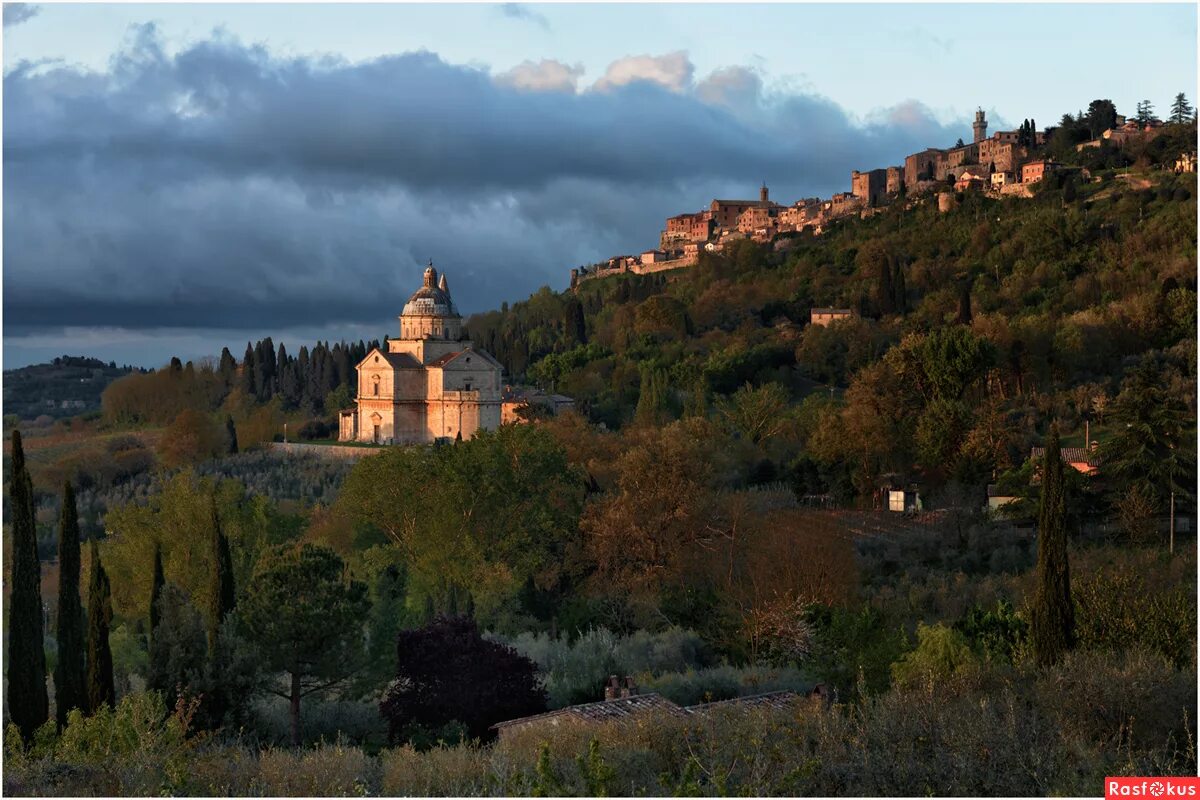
402 264 459 318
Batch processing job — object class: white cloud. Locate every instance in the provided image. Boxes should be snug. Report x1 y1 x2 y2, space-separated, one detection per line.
592 51 694 93
497 59 584 93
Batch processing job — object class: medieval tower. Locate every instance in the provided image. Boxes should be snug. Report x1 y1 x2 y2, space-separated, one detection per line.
973 108 988 143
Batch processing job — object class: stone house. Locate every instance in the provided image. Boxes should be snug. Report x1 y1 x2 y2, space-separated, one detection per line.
946 143 980 170
851 168 888 207
661 212 714 248
1021 160 1059 184
955 166 990 191
737 204 780 235
339 264 504 445
904 148 948 189
828 191 863 218
709 185 781 229
810 307 855 327
886 166 904 195
500 385 575 424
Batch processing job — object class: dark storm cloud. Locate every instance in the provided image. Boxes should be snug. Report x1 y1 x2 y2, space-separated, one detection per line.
4 26 968 341
3 3 40 27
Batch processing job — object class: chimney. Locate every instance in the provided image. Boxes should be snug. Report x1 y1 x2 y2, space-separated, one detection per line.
620 676 638 698
604 675 620 701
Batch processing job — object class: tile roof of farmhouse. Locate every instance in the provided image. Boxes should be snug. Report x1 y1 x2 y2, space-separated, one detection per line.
1030 447 1101 466
491 690 809 733
490 693 687 732
684 691 802 715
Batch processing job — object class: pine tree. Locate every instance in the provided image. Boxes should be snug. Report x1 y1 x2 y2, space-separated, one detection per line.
1137 100 1155 126
54 482 87 728
225 415 239 455
1031 424 1075 666
7 430 49 739
207 496 236 654
1170 93 1193 124
86 540 115 712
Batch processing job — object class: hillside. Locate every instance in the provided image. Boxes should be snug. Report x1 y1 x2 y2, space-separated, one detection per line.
465 162 1197 496
3 355 138 422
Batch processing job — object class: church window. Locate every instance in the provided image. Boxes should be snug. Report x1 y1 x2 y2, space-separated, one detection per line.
373 376 380 396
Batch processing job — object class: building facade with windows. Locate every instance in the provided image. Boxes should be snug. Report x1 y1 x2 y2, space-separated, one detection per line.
338 263 503 444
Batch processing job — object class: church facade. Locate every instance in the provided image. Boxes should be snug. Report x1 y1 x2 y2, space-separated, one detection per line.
338 264 503 444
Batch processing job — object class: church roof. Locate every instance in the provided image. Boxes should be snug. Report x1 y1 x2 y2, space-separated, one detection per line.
360 349 422 370
402 263 460 318
426 348 503 370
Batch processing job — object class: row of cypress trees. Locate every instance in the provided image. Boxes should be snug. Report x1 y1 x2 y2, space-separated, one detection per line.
6 429 238 741
7 431 114 739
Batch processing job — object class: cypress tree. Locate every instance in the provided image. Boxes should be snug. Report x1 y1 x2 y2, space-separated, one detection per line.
207 496 236 654
876 255 895 315
240 343 256 397
86 540 115 712
892 260 908 314
225 415 239 455
149 542 165 641
1031 424 1075 666
218 347 238 386
54 482 87 728
957 281 973 325
7 430 50 739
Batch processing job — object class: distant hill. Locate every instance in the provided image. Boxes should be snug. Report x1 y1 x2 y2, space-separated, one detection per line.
4 356 140 421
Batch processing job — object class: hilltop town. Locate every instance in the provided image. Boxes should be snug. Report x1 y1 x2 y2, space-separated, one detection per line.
572 107 1197 287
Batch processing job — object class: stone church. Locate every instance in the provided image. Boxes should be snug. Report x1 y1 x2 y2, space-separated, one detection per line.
338 263 503 444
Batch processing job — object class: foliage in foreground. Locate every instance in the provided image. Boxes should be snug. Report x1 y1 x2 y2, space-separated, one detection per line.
5 649 1194 797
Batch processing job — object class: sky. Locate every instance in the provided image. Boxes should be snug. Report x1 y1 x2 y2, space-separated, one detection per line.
3 2 1197 369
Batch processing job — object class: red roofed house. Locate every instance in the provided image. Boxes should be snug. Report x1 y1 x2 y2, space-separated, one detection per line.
1030 445 1100 476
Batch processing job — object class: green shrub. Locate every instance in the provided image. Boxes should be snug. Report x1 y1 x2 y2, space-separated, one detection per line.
1034 649 1197 752
889 622 977 688
1073 567 1197 668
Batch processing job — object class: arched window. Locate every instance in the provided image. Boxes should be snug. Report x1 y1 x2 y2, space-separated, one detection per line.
373 376 380 397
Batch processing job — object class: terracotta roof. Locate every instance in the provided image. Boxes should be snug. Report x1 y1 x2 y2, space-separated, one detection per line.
428 348 503 370
684 691 802 715
427 351 463 368
491 692 686 731
811 308 854 315
1031 447 1101 466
